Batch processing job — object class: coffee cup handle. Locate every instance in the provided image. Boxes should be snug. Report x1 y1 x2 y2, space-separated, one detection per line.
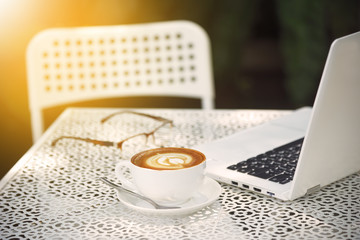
115 161 137 191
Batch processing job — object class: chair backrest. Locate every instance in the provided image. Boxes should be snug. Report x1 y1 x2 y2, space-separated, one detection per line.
26 20 215 142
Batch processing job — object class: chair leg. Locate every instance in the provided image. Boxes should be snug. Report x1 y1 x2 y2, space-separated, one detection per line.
31 110 44 143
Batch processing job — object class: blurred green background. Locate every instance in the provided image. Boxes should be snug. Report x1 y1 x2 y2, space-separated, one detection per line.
0 0 359 178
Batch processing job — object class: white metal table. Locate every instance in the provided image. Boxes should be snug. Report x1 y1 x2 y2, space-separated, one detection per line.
0 108 359 239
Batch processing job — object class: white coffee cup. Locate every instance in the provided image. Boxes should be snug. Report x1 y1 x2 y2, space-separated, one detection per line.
115 147 206 205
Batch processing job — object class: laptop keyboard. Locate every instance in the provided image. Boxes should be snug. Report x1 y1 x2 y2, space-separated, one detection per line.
227 138 304 184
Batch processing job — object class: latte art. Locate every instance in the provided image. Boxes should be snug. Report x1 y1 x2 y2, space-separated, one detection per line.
132 147 205 170
146 153 194 170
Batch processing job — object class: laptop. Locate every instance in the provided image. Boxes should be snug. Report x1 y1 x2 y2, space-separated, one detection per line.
194 32 360 201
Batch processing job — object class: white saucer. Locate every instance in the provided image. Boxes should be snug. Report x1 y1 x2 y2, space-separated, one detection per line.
116 177 222 216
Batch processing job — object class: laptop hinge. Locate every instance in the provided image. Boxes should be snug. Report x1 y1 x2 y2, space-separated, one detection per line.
306 184 321 195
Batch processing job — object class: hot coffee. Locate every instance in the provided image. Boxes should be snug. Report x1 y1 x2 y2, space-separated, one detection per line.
131 147 205 170
116 147 206 204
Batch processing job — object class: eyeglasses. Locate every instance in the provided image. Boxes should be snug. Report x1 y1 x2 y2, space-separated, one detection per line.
51 111 174 151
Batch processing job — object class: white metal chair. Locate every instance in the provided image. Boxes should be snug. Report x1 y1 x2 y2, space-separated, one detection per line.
26 20 215 142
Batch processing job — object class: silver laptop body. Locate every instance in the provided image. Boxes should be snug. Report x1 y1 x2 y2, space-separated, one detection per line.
195 32 360 201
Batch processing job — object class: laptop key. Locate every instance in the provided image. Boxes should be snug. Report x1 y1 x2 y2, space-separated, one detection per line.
248 168 284 179
227 164 238 170
227 162 254 173
269 173 293 184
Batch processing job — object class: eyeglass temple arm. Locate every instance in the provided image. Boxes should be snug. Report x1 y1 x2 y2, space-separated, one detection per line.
51 123 166 151
51 133 151 149
101 110 173 125
51 136 115 147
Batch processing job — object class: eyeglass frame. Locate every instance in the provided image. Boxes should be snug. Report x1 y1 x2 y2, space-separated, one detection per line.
51 110 174 151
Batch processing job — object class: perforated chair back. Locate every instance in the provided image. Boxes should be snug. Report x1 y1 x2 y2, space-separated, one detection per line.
26 21 214 142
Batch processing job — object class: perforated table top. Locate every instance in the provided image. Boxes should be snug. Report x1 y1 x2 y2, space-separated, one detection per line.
1 108 359 239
